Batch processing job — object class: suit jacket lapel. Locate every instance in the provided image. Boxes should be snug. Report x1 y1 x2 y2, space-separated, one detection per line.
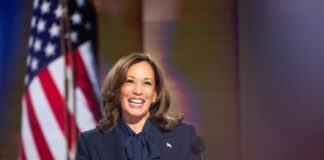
95 125 179 160
153 127 177 160
95 127 127 160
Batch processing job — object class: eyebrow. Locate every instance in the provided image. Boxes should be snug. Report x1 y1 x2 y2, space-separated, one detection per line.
144 78 153 81
126 76 153 81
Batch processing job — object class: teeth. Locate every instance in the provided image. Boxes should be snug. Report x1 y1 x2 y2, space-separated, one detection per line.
129 98 144 104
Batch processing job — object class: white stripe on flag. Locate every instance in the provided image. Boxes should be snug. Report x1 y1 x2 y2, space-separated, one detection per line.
29 78 67 160
75 87 97 131
78 41 100 100
21 98 40 160
65 65 96 132
47 56 65 96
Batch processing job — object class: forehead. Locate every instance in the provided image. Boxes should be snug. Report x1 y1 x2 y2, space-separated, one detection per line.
126 61 155 78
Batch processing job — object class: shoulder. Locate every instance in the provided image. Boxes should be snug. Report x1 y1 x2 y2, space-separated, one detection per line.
80 127 102 137
77 128 116 159
173 122 196 132
163 122 197 138
78 127 110 143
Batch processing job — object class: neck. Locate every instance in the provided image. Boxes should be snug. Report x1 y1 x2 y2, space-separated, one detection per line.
123 114 149 134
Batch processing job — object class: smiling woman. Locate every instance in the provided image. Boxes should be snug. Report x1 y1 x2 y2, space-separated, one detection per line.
120 61 157 133
76 53 202 160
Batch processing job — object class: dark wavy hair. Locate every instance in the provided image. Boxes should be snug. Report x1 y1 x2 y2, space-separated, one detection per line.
98 53 183 132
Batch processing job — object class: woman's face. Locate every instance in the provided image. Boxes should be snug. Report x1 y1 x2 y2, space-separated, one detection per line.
120 61 157 122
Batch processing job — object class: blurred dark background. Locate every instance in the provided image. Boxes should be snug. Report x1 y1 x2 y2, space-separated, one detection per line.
1 0 324 159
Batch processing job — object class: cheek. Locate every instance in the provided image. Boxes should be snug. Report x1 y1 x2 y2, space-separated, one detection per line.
146 89 156 99
121 86 130 96
120 88 130 104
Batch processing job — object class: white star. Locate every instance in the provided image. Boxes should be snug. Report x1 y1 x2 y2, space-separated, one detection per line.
85 22 92 31
31 17 36 28
24 75 29 85
34 38 42 52
33 0 39 9
31 58 39 71
76 0 85 7
28 36 34 48
70 31 78 42
40 1 51 14
55 5 64 18
71 12 82 25
26 55 32 66
45 42 56 57
49 23 60 37
36 19 46 33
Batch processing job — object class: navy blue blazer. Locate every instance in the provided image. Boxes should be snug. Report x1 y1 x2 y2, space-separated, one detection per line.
76 122 202 160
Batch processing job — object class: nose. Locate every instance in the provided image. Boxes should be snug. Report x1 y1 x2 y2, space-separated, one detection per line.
132 83 143 95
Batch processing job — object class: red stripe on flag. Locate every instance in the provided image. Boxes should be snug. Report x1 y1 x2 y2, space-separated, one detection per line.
38 67 82 153
25 92 54 160
68 114 74 150
71 50 101 121
19 136 27 160
38 68 66 134
67 110 80 152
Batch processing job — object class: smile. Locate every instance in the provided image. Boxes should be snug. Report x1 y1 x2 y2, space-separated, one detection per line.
128 98 145 107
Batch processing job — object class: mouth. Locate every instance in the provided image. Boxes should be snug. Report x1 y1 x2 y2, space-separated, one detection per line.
128 98 145 107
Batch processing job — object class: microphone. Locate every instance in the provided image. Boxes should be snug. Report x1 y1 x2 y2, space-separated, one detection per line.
191 136 205 160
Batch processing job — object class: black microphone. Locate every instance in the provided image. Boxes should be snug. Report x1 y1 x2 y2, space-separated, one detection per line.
191 136 205 160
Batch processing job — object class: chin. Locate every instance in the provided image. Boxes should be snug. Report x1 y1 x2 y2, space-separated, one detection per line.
130 112 148 118
124 110 149 120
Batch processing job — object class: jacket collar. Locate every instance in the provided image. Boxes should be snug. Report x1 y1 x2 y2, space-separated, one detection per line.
152 125 178 160
99 124 178 160
97 127 127 160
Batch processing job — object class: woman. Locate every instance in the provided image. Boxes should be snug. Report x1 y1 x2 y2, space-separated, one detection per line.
76 53 201 160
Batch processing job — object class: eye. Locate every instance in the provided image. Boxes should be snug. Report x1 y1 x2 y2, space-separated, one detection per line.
144 81 152 86
125 79 134 84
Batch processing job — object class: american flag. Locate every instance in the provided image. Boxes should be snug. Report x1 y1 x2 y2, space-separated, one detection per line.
20 0 101 159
